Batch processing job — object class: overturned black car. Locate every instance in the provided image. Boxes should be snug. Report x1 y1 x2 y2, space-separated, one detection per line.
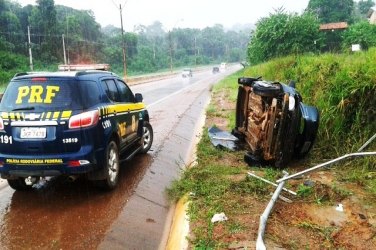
233 77 319 167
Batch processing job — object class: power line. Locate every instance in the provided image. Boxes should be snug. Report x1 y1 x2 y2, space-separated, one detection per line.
110 0 118 9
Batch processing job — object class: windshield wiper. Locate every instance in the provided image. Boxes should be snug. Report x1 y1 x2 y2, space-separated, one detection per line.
12 106 35 111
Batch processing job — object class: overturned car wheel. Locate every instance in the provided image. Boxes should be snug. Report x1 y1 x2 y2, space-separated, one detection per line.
253 81 282 97
244 151 267 167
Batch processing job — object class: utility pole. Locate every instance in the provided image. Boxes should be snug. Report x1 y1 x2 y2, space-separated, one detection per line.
194 37 197 66
62 34 67 65
169 31 173 73
119 4 127 79
27 26 33 71
167 19 183 73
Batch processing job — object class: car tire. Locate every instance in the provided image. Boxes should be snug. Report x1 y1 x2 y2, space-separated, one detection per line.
231 128 244 140
238 77 262 86
7 178 33 191
95 141 119 190
244 151 265 167
252 82 282 97
140 122 153 154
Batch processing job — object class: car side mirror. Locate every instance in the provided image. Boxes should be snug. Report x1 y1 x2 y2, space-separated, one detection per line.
135 93 143 103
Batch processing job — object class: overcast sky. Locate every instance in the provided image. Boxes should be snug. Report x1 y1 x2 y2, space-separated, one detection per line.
17 0 310 31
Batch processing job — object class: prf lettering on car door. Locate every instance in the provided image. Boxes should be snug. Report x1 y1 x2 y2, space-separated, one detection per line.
16 85 60 104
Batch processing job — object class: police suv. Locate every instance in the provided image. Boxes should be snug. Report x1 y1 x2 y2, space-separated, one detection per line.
0 65 153 190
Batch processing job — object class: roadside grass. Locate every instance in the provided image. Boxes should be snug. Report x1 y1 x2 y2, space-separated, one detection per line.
337 158 376 195
167 50 376 248
297 221 336 245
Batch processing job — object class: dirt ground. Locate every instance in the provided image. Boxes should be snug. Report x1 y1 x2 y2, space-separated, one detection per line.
196 89 376 249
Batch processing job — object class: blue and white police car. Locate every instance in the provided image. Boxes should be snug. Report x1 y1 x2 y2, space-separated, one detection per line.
0 65 153 190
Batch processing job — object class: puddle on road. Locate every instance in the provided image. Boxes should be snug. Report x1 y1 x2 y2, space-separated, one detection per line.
0 154 153 249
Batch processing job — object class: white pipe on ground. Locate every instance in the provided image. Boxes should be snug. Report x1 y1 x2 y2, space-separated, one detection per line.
256 172 288 250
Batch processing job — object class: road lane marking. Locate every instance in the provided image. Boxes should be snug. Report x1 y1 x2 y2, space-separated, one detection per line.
147 77 214 108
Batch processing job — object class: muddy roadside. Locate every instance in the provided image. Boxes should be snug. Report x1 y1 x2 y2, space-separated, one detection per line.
167 82 376 249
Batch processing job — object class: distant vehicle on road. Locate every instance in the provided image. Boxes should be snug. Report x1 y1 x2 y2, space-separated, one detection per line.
220 62 227 71
0 65 153 191
182 68 193 78
212 66 220 74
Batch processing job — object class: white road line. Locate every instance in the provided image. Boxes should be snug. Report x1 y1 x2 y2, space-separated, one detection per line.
147 78 209 108
146 66 240 108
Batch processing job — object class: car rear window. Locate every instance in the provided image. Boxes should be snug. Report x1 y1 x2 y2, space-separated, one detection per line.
0 78 101 112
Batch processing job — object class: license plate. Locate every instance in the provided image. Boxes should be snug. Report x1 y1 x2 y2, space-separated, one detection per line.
20 127 47 139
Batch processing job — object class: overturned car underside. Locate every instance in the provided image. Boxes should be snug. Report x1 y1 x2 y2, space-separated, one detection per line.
234 77 319 167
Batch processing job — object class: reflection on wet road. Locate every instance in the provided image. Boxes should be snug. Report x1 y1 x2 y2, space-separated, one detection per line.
0 154 152 249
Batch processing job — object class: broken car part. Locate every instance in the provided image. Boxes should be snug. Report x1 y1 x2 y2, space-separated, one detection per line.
208 126 239 151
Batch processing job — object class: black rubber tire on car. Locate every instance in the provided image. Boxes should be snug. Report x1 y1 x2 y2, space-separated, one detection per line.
238 77 262 86
7 178 33 191
95 141 120 190
231 128 244 140
252 82 282 97
244 151 266 167
140 122 153 154
244 151 262 167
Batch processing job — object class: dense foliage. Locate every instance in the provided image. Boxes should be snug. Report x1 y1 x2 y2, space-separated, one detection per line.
342 21 376 50
247 10 322 64
247 0 376 64
0 0 250 82
307 0 355 24
357 0 376 17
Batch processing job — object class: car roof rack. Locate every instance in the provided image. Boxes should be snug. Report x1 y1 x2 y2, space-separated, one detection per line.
75 70 116 77
58 64 110 71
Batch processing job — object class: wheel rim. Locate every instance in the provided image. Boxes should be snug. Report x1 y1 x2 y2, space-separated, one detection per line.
108 145 119 183
143 126 151 150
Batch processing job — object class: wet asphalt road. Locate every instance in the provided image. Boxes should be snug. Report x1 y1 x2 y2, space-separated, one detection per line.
0 65 241 249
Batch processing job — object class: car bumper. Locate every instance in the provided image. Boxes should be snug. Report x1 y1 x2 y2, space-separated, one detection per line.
0 145 105 178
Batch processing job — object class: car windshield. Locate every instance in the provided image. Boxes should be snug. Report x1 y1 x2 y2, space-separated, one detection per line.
0 78 101 112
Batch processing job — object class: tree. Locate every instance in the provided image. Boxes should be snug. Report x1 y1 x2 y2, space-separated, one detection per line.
342 21 376 50
307 0 354 23
0 1 23 51
0 0 249 76
247 10 322 64
200 24 226 60
358 0 375 16
29 0 58 61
